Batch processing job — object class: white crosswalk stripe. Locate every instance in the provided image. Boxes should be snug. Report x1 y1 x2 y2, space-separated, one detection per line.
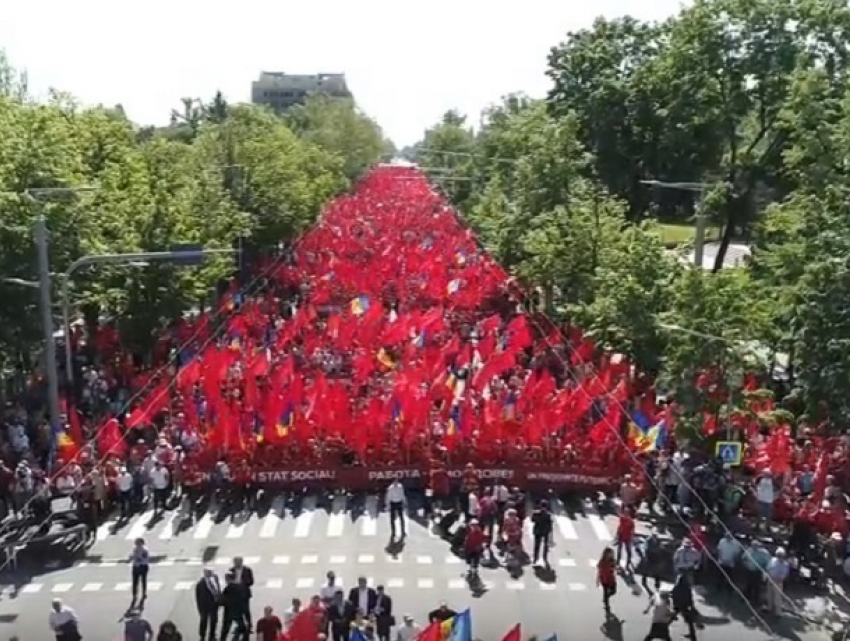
87 494 616 545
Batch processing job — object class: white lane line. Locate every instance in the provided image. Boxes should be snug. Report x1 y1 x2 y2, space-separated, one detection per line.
330 556 346 564
115 582 131 591
587 511 612 541
175 582 193 590
417 579 434 588
416 556 432 564
553 501 578 540
226 520 247 539
21 584 43 594
327 496 347 537
361 496 378 537
294 497 317 538
448 579 466 589
260 497 285 538
273 556 290 565
296 578 315 589
358 555 375 564
82 583 102 592
52 583 73 593
96 519 117 541
266 579 284 589
147 582 162 592
125 509 154 541
506 581 525 590
559 558 577 567
158 512 179 540
568 583 588 591
302 555 318 564
193 513 215 540
387 578 404 588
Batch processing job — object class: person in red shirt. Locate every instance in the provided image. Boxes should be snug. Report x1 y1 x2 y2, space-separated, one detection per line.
429 462 449 518
615 508 636 568
255 605 282 641
464 519 487 578
596 547 618 612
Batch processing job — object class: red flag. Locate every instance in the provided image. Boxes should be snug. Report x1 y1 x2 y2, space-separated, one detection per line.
414 621 443 641
500 624 522 641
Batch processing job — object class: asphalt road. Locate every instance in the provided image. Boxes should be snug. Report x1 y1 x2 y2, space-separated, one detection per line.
0 493 828 640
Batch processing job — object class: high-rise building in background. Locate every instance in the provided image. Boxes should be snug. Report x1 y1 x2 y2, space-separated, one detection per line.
251 72 351 112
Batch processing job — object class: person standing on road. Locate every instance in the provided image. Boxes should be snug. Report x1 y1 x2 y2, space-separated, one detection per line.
221 572 248 641
596 547 618 613
123 608 154 641
195 568 221 641
116 466 134 519
642 590 674 641
373 584 394 641
394 614 420 641
150 461 171 515
130 537 150 602
231 556 255 632
671 571 699 640
386 479 407 539
615 508 637 569
531 500 554 567
48 598 81 641
255 605 283 641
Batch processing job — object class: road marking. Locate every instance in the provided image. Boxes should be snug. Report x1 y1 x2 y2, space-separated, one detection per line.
540 583 557 590
568 583 587 591
147 582 162 592
158 559 175 567
445 556 462 565
159 512 178 540
416 555 432 564
588 559 597 567
174 582 193 590
273 556 290 565
52 583 73 593
244 556 260 565
99 561 117 568
448 579 466 589
82 583 102 592
125 509 154 541
96 519 117 541
260 497 285 538
387 578 404 588
361 496 378 536
21 584 42 594
294 497 317 538
553 504 578 540
301 555 318 564
215 558 231 566
417 578 434 588
330 556 346 564
266 579 284 589
587 512 612 541
226 519 247 539
74 561 89 568
115 582 131 591
296 578 315 589
506 581 525 590
327 496 347 537
558 558 577 567
358 554 375 564
193 513 215 540
386 555 403 564
186 558 202 566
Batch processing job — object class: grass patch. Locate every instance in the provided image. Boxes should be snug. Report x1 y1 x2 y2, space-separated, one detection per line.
657 223 720 247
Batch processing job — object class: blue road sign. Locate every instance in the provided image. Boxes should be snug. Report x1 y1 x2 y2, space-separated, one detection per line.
716 440 742 466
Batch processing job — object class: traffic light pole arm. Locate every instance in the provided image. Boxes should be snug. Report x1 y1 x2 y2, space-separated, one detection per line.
62 248 236 386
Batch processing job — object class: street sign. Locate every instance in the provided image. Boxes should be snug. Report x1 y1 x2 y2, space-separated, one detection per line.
715 440 742 466
169 243 205 266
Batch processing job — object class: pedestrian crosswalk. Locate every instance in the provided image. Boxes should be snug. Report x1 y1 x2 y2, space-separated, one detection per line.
89 495 624 545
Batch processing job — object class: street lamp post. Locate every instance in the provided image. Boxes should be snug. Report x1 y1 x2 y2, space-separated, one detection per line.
61 248 236 386
641 179 719 270
23 187 95 435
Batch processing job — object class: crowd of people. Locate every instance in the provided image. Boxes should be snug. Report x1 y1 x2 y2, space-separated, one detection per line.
1 165 850 640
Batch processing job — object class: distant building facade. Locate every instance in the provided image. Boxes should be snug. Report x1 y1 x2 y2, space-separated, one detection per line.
251 72 351 112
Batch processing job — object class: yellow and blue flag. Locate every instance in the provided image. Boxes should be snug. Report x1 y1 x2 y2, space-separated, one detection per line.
276 401 295 438
390 397 403 423
628 411 667 452
377 347 396 370
446 608 471 641
446 404 462 437
350 295 370 316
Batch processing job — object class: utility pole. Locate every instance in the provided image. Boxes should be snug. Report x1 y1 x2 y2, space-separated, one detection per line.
35 214 61 433
640 180 715 269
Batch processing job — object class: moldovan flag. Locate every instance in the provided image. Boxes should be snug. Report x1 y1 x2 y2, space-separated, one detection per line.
414 621 443 641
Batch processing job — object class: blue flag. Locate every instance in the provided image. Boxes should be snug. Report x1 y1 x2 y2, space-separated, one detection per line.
449 608 472 641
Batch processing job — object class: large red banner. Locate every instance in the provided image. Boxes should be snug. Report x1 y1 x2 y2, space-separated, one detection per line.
225 465 621 492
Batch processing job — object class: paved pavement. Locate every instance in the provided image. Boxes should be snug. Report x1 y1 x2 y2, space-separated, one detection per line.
0 493 828 640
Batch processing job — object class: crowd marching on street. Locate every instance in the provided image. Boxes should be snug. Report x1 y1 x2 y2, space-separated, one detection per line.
0 166 847 641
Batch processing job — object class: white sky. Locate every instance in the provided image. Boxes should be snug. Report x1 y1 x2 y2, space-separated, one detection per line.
1 0 684 147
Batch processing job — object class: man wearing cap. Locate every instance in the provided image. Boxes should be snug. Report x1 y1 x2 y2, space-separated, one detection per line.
395 615 420 641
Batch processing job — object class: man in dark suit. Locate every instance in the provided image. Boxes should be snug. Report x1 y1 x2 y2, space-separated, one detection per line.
221 572 248 641
373 584 394 641
347 576 377 618
327 589 356 641
231 556 255 631
194 568 221 641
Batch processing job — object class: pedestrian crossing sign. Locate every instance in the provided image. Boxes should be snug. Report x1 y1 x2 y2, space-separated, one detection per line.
716 440 742 466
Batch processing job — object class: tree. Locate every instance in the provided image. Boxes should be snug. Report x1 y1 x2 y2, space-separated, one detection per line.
286 95 388 181
411 110 478 208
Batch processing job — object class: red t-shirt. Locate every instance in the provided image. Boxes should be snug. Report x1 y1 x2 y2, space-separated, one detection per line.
255 615 282 641
616 515 635 542
597 558 616 586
